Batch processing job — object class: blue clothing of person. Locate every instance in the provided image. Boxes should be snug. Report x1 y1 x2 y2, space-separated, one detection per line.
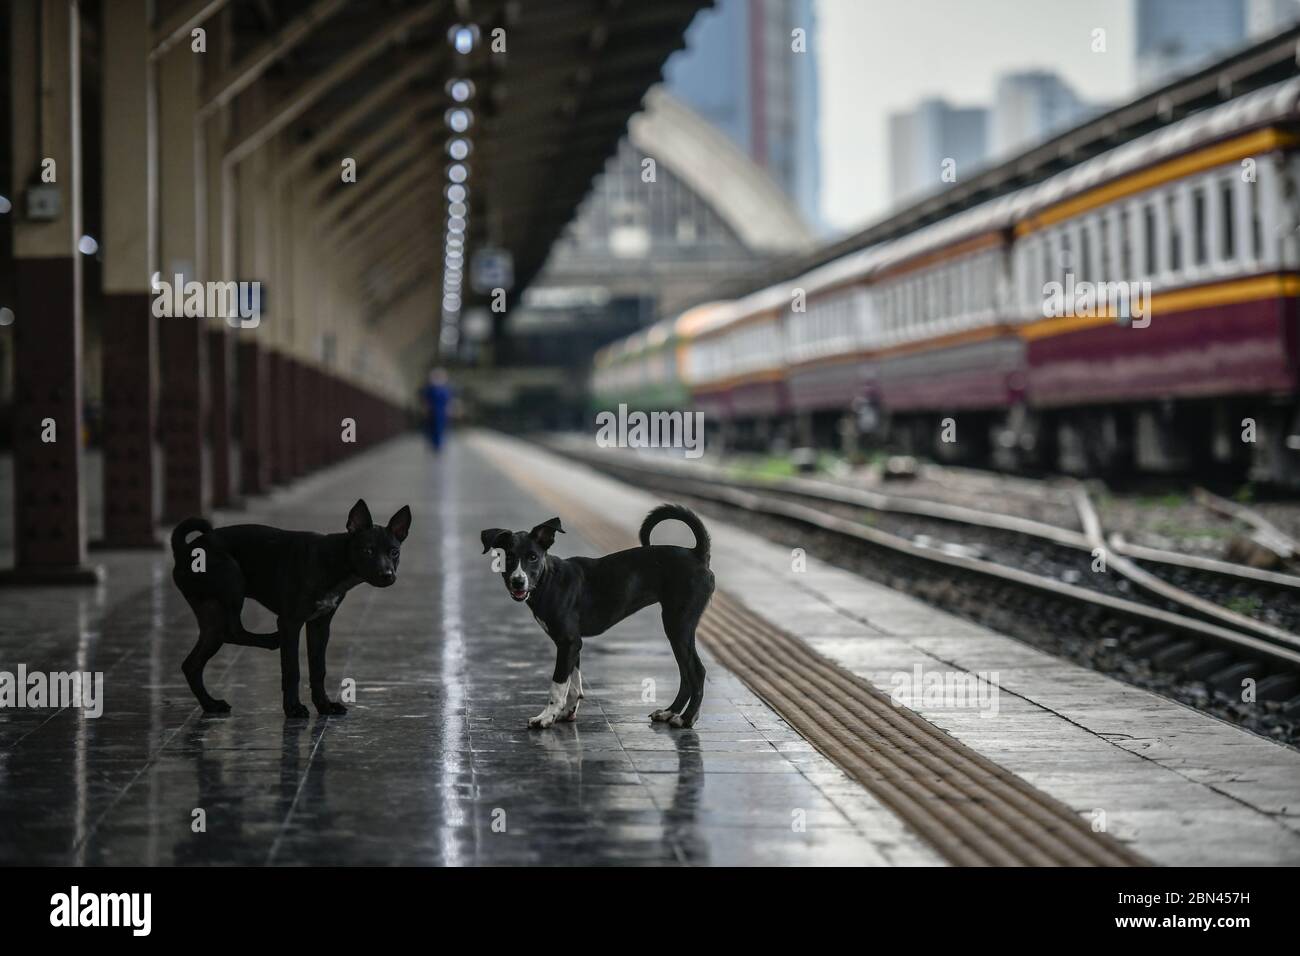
422 383 452 449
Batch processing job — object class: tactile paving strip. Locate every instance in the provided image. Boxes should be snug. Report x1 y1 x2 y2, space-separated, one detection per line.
478 438 1148 866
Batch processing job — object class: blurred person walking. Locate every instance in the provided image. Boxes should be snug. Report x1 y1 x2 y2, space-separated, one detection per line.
421 367 453 450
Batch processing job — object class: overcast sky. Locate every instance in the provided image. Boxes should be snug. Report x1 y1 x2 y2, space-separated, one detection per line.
817 0 1138 233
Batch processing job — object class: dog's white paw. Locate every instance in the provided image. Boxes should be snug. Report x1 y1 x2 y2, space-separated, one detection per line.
669 714 695 729
560 670 582 722
529 711 557 729
529 679 571 729
649 708 676 723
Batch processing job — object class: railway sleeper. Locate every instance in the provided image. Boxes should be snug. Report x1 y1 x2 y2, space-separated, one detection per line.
1150 639 1201 669
1254 672 1300 702
1206 660 1263 696
1127 631 1176 658
1178 649 1235 680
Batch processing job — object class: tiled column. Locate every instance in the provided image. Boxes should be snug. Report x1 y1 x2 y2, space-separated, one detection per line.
160 319 209 520
99 295 158 546
271 352 295 484
97 0 158 549
238 339 272 494
2 0 99 583
159 37 208 521
208 328 236 506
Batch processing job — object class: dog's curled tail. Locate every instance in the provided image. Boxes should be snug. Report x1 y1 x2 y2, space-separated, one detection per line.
171 517 213 564
640 504 710 566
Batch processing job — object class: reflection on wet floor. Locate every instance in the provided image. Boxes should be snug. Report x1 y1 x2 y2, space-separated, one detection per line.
0 436 914 865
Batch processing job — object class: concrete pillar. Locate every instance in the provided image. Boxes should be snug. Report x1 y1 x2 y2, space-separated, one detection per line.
97 0 159 549
203 8 236 507
2 0 99 583
158 40 209 521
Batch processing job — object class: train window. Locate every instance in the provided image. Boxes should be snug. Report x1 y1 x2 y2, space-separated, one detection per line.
1058 230 1071 280
1079 221 1092 280
1119 206 1132 279
1143 202 1157 276
1219 177 1235 261
1096 214 1110 282
1167 191 1184 273
1192 185 1207 267
1021 246 1034 311
1249 177 1262 260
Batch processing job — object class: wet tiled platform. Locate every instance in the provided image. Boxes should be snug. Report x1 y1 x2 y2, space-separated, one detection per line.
0 436 939 866
477 432 1300 866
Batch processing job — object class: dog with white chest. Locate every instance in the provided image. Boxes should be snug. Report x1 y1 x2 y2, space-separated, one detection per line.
480 504 715 728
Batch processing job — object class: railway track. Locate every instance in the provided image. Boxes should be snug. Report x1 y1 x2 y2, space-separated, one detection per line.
548 440 1300 746
477 434 1148 866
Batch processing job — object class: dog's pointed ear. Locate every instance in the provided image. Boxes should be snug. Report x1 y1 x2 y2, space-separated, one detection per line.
480 528 511 554
529 517 565 550
387 505 412 542
347 499 374 533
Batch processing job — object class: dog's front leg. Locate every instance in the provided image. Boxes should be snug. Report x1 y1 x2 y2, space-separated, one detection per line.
561 662 583 722
279 617 309 718
307 615 346 716
530 636 581 729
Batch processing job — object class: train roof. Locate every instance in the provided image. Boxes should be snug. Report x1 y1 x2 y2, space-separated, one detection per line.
879 77 1300 275
674 300 734 339
1016 76 1300 223
812 76 1300 287
598 77 1300 360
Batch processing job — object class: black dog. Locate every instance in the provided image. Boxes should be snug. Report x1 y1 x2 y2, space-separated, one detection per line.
171 499 411 717
480 504 714 729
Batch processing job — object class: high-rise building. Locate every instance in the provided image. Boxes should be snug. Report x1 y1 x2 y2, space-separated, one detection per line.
888 99 988 206
1136 0 1247 89
663 0 822 232
990 71 1092 158
1247 0 1300 37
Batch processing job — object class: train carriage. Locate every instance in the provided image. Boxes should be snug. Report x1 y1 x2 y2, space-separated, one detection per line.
1010 78 1300 472
686 286 790 427
592 76 1300 482
783 248 881 446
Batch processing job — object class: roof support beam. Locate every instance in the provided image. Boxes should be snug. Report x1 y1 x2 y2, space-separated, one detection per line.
309 99 440 199
221 1 446 277
225 1 444 168
353 200 440 268
325 161 435 242
151 0 231 60
370 262 438 318
337 183 439 255
363 245 436 299
318 135 428 221
274 54 437 186
199 0 349 118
